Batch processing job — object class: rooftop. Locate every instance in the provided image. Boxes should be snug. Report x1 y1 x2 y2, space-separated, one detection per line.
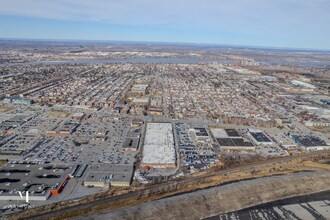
0 163 73 200
142 123 176 166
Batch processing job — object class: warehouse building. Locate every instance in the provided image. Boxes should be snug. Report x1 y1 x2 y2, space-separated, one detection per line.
0 135 44 160
190 127 211 143
46 119 80 135
216 138 255 150
292 135 330 151
248 129 273 145
211 128 255 150
210 128 241 139
83 164 134 187
141 123 176 168
0 163 73 201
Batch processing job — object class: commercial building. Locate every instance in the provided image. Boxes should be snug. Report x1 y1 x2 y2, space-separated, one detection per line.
148 107 163 116
292 135 330 151
150 96 162 106
0 135 44 160
210 128 231 138
3 96 33 105
190 127 211 143
216 138 255 150
291 80 316 89
83 164 134 187
248 129 273 145
0 163 73 201
131 97 149 106
46 119 80 135
320 99 330 106
304 121 330 127
141 123 176 168
211 128 255 150
130 83 149 95
122 138 139 152
131 120 144 128
71 112 86 120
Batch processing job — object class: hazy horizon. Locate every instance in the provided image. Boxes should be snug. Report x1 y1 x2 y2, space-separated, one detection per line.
0 0 329 50
2 37 330 52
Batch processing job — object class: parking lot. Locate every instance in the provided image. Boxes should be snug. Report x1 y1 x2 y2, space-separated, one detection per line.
20 114 139 166
176 123 216 172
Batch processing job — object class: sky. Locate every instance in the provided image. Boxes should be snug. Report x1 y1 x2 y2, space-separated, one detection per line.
0 0 329 49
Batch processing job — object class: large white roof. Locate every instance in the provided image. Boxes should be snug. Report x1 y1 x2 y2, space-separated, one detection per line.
210 128 228 138
142 123 175 165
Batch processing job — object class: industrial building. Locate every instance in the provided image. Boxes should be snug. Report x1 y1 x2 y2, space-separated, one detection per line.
3 96 34 105
83 164 134 187
216 138 255 150
0 114 32 132
291 80 316 89
211 128 255 150
122 138 139 152
0 163 73 201
141 123 176 168
190 127 211 143
129 83 149 95
46 119 80 135
292 135 330 151
131 97 149 106
72 164 88 178
0 135 44 160
210 128 241 139
248 129 273 145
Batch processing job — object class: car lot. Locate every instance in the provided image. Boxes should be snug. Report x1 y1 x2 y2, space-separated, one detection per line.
176 123 216 172
20 114 139 166
0 102 329 215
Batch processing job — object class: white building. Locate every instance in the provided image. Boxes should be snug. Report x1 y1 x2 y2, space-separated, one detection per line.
141 123 176 168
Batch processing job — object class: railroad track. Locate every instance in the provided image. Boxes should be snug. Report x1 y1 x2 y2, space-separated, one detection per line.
13 150 330 220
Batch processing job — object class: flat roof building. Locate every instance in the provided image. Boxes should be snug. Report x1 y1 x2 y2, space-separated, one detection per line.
83 164 134 187
210 128 241 139
292 135 330 151
216 138 255 150
71 112 86 120
131 97 149 106
248 129 273 145
46 119 80 135
212 128 255 150
122 138 139 152
141 123 176 168
0 163 73 201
